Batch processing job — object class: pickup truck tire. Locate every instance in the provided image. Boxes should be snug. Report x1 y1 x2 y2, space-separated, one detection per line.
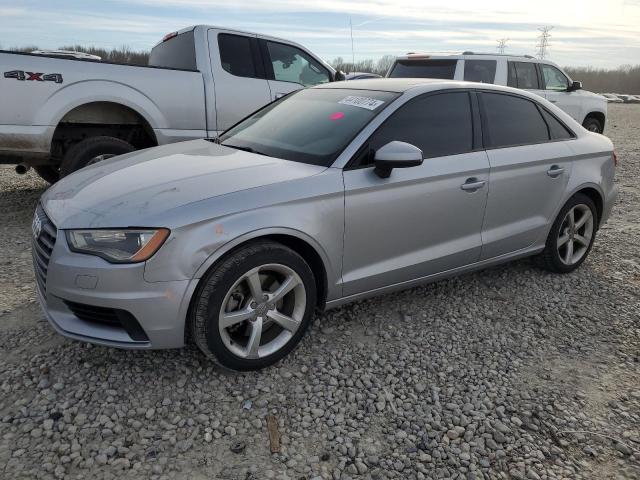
60 136 135 178
34 165 60 184
582 117 603 134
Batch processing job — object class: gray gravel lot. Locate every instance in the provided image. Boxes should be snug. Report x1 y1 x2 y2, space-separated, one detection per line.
1 104 639 480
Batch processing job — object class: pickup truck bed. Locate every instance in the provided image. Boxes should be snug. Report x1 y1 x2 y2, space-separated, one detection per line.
0 50 207 162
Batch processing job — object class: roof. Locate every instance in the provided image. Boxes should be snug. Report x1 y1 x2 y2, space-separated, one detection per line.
315 78 458 93
395 52 558 66
314 78 557 103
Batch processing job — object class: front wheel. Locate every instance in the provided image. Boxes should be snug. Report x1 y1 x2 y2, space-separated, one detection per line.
582 117 603 134
190 241 317 371
537 193 598 273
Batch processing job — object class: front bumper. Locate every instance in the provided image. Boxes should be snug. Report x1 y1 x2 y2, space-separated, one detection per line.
33 213 194 349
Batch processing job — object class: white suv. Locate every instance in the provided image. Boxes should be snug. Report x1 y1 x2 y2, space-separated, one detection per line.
387 52 607 133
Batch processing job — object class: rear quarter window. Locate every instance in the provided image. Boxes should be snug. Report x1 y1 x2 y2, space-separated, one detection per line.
149 31 197 70
464 60 497 83
540 108 575 140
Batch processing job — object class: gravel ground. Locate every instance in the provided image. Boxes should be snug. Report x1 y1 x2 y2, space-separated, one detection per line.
1 104 639 480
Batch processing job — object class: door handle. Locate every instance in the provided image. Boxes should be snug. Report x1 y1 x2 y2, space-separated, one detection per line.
460 178 486 192
547 165 565 177
549 99 558 103
275 92 287 99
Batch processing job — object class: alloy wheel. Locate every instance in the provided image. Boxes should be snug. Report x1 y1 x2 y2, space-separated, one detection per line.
218 263 306 359
556 204 594 266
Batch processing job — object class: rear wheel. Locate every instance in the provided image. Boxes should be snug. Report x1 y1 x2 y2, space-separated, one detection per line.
190 241 317 371
582 117 603 134
34 165 60 184
537 193 598 273
60 136 134 178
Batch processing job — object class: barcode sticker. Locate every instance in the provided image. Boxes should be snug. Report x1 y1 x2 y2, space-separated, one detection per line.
338 96 384 110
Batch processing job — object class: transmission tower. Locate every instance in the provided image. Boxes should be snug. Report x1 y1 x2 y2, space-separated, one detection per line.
496 38 509 54
536 26 553 59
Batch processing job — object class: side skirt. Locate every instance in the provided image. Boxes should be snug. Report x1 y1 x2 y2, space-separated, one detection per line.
324 244 545 310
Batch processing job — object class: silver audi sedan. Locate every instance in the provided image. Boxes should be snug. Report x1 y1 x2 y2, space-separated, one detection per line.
34 79 617 370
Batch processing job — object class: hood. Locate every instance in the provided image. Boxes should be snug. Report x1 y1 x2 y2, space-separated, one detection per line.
42 140 326 228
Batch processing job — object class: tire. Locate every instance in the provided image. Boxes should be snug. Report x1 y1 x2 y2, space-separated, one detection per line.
537 193 598 273
190 240 317 371
34 165 60 184
582 117 603 134
60 136 134 178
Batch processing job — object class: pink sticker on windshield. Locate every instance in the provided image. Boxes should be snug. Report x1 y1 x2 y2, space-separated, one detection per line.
329 112 345 121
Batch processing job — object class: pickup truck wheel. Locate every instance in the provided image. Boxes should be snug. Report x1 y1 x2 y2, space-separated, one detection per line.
190 240 317 371
34 165 60 184
582 117 603 133
60 136 135 177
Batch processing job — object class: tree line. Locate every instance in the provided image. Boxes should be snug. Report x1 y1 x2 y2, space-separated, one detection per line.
4 45 639 94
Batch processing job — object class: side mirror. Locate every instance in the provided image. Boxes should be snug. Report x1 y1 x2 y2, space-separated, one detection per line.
333 70 346 82
568 81 582 92
373 141 423 178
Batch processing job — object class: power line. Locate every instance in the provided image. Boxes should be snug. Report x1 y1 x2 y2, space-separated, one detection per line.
536 26 553 60
496 38 509 54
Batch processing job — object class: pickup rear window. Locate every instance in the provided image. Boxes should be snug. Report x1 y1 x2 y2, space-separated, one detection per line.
149 31 197 71
388 60 457 79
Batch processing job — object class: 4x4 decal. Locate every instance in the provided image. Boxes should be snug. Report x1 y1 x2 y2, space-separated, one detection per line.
4 70 63 83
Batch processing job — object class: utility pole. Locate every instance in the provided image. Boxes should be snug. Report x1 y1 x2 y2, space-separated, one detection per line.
349 17 355 71
496 38 509 54
536 26 553 59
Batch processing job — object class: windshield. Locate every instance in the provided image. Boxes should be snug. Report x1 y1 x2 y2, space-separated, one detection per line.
388 59 457 79
219 88 399 166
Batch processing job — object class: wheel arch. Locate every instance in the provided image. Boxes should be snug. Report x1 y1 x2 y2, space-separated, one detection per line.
574 186 604 228
583 111 606 131
190 229 334 311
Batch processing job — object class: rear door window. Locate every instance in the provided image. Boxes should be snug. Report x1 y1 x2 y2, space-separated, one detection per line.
464 60 497 83
507 61 540 89
218 33 259 78
368 92 473 160
481 92 549 148
388 60 457 79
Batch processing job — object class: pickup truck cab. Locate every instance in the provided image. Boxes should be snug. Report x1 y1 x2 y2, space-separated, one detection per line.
387 53 607 134
0 25 340 182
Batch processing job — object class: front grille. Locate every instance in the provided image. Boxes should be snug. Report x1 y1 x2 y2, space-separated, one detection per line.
31 204 57 294
64 300 150 342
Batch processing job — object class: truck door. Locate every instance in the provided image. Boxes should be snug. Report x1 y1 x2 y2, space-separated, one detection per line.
207 29 272 133
259 39 332 101
539 63 582 122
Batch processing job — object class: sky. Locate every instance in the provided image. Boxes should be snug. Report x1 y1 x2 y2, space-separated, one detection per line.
1 0 639 68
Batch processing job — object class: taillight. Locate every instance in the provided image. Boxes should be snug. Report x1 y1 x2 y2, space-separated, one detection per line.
162 31 178 42
613 151 618 167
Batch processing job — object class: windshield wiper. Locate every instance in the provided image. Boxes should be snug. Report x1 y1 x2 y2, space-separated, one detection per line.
221 143 270 157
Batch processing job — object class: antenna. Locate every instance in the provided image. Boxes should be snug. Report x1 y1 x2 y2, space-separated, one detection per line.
496 38 509 54
349 17 355 69
536 26 553 59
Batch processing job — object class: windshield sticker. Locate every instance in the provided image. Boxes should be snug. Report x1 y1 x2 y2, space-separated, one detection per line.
338 96 384 111
329 112 345 121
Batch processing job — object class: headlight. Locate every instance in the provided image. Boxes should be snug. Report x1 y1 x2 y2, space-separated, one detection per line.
65 228 170 263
